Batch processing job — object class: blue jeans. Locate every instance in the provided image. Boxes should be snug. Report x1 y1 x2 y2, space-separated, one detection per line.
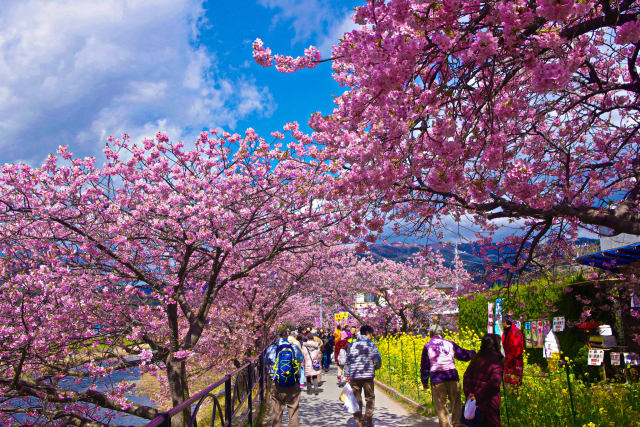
322 353 331 370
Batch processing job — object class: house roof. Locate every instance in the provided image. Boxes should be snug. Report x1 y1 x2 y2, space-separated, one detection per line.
575 242 640 272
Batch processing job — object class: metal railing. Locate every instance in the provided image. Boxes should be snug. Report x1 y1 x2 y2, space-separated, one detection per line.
146 348 269 427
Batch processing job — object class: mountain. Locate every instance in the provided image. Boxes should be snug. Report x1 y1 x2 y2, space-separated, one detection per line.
366 237 600 276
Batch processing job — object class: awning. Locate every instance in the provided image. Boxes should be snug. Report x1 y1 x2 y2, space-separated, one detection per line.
575 242 640 271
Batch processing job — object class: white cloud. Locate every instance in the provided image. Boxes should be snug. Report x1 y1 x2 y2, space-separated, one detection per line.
258 0 335 44
258 0 360 54
0 0 274 164
318 11 359 56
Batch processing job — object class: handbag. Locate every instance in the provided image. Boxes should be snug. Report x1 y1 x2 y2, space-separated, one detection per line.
306 346 321 370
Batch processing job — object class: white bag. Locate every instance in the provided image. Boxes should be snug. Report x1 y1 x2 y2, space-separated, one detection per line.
464 398 477 420
339 383 360 414
338 348 347 365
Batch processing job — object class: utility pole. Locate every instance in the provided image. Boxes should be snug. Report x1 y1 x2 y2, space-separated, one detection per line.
454 242 459 292
319 296 323 328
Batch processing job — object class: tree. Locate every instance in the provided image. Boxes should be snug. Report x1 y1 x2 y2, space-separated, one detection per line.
0 129 347 425
310 247 474 333
254 0 640 274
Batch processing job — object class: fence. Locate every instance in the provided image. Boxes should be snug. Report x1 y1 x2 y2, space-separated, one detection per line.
376 333 640 426
146 348 268 427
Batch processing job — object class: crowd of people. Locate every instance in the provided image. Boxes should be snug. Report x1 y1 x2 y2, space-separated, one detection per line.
265 316 524 427
265 324 381 427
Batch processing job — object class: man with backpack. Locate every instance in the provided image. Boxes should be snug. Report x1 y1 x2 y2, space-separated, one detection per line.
265 331 304 427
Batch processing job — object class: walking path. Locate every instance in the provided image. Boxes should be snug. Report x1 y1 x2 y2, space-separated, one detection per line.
270 366 439 426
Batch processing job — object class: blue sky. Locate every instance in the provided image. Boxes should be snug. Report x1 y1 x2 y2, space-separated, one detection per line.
0 0 360 165
0 0 597 245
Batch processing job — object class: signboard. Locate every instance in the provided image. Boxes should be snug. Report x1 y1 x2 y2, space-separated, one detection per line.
524 322 532 347
610 352 621 366
543 330 560 358
333 312 349 324
494 299 503 336
487 302 494 334
588 349 605 366
530 321 538 348
553 316 565 332
537 321 544 347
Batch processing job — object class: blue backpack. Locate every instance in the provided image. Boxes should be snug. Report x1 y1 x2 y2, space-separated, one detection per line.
273 343 300 387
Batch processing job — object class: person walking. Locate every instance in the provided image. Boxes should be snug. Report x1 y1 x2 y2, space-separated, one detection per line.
348 326 358 344
344 325 382 427
421 325 475 427
322 333 335 371
311 331 325 381
265 331 304 427
334 324 342 343
302 333 322 395
334 330 350 386
501 316 524 386
463 334 505 426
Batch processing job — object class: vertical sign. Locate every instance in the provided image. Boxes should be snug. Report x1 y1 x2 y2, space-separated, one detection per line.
524 322 532 347
487 302 494 334
537 321 544 347
494 298 503 336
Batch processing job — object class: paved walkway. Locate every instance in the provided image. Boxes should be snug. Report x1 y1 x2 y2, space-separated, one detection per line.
270 366 439 426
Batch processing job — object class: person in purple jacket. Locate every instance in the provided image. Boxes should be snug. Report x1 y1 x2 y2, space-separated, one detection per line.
421 324 476 427
462 334 504 426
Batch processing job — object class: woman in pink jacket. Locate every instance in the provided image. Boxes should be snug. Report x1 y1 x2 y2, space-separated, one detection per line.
302 333 322 395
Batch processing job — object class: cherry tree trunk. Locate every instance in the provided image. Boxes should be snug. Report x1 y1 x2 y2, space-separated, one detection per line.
166 357 191 427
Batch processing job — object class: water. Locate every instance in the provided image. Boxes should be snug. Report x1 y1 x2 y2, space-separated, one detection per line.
6 366 155 426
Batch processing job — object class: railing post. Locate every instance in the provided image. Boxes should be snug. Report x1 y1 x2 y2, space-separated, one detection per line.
248 362 254 426
224 375 232 427
387 339 391 387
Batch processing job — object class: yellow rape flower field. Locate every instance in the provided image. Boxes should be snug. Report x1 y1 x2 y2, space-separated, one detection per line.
376 329 640 426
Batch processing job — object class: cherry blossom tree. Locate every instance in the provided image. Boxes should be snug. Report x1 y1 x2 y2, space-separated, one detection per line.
309 248 475 333
0 129 348 425
254 0 640 274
